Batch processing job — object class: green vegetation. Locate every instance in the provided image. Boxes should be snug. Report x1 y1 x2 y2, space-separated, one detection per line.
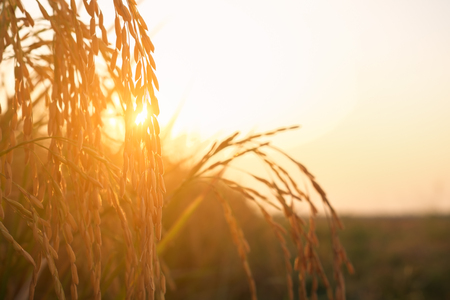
334 216 450 300
158 209 450 300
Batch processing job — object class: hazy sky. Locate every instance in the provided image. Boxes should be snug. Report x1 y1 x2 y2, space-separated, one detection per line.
137 0 450 215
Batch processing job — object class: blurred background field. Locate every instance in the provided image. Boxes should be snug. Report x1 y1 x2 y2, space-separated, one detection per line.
161 192 450 300
336 216 450 300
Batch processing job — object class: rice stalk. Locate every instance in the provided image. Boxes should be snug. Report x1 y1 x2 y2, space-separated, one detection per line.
163 126 352 299
1 0 164 298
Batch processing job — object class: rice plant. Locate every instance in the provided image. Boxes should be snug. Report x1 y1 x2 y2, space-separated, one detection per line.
0 0 351 299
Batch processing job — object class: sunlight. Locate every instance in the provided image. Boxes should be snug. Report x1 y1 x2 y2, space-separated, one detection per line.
109 118 117 126
142 0 358 147
106 108 117 126
135 102 148 125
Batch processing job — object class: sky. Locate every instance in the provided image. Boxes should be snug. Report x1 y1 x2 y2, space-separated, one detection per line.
136 0 450 215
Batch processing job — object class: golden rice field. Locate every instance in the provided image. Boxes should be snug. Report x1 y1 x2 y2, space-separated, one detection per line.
2 1 449 300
